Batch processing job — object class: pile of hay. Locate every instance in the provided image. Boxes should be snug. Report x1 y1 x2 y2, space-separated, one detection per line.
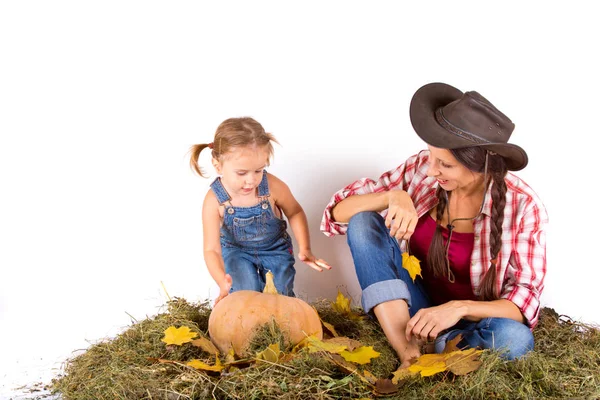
50 298 600 399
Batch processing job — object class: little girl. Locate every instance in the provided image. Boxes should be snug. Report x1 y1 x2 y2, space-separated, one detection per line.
189 117 331 305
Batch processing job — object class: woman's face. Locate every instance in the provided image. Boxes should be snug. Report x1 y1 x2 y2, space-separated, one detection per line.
426 145 484 193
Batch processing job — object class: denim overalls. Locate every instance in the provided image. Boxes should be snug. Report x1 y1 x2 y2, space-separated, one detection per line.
210 171 296 296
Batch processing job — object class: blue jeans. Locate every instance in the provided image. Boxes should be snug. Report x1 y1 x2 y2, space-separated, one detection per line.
211 171 296 296
347 211 534 360
222 232 296 296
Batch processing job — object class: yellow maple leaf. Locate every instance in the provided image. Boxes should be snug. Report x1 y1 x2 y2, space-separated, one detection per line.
325 337 362 351
256 343 282 363
392 347 484 380
225 348 236 363
186 358 224 372
161 326 198 346
331 290 367 321
340 346 381 365
402 253 422 282
408 359 447 377
332 290 351 314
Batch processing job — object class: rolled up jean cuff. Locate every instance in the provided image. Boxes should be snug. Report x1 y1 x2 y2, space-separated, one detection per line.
361 279 411 314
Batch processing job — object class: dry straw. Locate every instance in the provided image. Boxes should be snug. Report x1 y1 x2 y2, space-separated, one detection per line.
51 298 600 399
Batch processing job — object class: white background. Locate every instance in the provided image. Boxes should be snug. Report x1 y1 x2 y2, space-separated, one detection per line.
1 1 597 397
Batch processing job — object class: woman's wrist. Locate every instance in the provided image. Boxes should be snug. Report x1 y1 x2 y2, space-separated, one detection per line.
451 300 470 319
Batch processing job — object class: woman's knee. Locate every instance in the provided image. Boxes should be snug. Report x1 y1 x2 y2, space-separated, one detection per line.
347 211 385 242
487 318 535 360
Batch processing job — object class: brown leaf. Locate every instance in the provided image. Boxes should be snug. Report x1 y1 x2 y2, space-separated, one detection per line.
391 366 415 384
191 337 219 355
445 348 483 375
374 378 399 395
442 333 464 353
362 369 379 385
327 354 375 388
321 319 339 337
325 337 363 351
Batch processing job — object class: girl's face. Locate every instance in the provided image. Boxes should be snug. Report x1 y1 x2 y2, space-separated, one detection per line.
426 145 483 193
213 145 270 197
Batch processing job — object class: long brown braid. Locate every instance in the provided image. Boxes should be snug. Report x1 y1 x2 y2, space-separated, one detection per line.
426 148 508 300
478 155 507 300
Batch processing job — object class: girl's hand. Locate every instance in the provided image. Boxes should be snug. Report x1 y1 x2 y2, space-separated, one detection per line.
298 250 332 272
385 191 418 241
405 301 465 342
214 274 233 306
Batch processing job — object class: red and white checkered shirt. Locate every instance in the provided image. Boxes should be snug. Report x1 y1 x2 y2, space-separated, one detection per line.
321 150 548 328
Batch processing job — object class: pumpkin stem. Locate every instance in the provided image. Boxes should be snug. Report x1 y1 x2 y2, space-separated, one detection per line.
263 271 279 294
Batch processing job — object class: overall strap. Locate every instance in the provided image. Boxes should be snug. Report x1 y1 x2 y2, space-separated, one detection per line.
209 178 231 204
257 170 270 197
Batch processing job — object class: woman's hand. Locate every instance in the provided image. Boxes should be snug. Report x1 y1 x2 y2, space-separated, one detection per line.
385 191 418 241
298 250 332 272
214 274 233 306
405 301 467 342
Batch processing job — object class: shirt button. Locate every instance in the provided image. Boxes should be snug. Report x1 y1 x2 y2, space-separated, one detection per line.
227 208 234 215
262 203 268 210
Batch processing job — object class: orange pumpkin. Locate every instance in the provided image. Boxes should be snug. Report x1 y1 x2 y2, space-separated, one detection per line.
208 271 323 356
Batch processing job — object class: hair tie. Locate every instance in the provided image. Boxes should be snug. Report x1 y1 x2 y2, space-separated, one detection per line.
208 142 214 149
490 258 498 266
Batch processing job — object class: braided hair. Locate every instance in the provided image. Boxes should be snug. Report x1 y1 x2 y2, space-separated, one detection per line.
426 147 508 300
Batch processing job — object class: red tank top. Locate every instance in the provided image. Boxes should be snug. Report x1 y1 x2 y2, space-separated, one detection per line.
409 214 477 305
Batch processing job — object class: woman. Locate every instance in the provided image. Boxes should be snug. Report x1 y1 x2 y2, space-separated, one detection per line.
321 83 548 367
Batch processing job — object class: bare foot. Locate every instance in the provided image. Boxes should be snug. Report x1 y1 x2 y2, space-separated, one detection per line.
397 343 421 368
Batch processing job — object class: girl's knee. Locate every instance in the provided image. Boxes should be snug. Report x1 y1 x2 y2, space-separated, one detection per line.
230 279 262 293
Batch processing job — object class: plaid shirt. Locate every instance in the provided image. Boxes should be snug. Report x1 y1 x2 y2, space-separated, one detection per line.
321 151 548 328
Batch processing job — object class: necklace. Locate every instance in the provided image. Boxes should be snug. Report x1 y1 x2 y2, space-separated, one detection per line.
443 151 490 282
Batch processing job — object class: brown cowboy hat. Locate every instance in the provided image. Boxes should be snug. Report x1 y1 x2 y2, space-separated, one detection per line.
409 82 528 171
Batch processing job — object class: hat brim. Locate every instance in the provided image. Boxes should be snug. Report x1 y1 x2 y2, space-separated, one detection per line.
409 82 528 171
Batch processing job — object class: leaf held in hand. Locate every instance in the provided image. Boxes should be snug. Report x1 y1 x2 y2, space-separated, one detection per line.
161 326 198 346
402 253 422 282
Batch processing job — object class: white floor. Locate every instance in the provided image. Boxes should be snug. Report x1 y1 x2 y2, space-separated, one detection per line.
1 354 64 399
